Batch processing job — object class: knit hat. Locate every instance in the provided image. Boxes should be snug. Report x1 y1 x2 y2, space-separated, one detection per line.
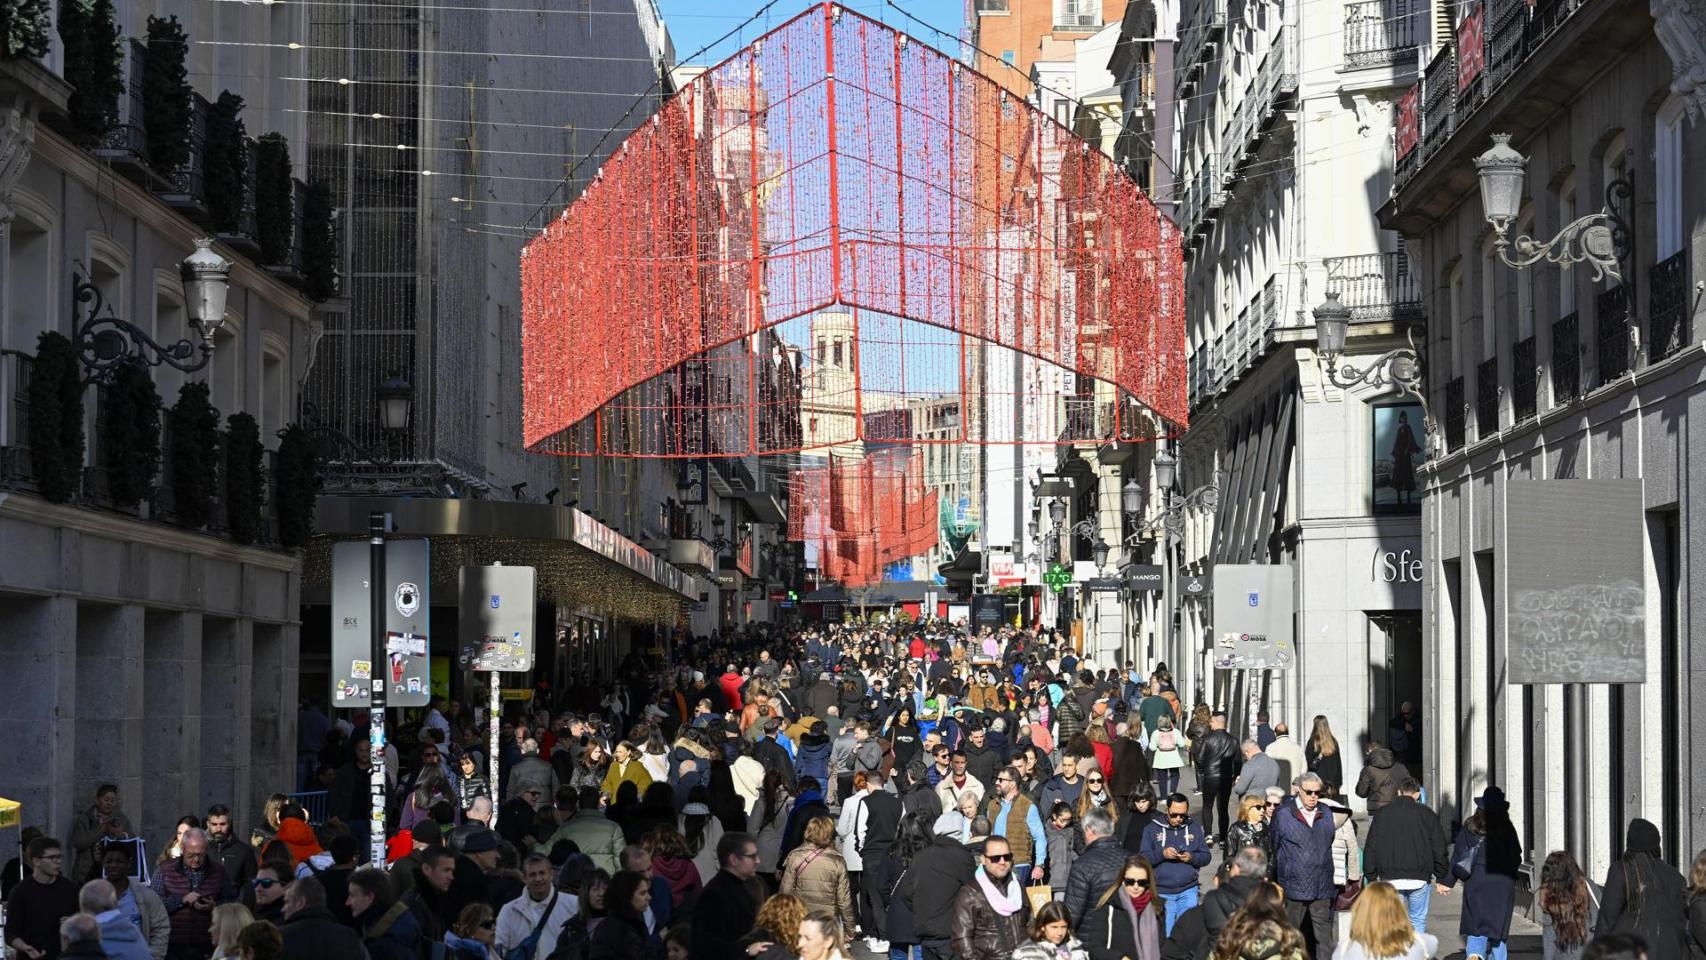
1625 817 1662 855
730 755 766 814
461 828 500 853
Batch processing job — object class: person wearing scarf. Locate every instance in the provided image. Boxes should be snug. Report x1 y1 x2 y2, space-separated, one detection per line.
949 837 1031 960
1080 854 1161 960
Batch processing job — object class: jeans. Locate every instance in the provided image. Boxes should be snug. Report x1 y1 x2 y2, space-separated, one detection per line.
1156 767 1180 797
1160 886 1199 936
1396 884 1430 934
1285 898 1337 960
1014 864 1032 886
889 948 923 960
1465 937 1507 960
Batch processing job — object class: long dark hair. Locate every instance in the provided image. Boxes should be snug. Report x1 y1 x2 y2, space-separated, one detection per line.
758 769 789 829
1212 882 1302 960
1537 851 1591 949
606 870 649 924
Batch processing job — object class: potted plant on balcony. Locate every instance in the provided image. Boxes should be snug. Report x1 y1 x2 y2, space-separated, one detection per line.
301 178 337 301
100 358 161 509
167 380 219 529
254 132 292 265
223 411 262 544
1 0 51 59
57 0 122 148
25 330 84 504
203 90 247 234
273 422 318 548
141 14 190 174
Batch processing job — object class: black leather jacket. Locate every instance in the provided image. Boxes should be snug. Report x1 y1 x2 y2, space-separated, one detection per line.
1194 729 1240 781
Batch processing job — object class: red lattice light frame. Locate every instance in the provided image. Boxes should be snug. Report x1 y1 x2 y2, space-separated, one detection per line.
521 2 1185 457
786 448 939 587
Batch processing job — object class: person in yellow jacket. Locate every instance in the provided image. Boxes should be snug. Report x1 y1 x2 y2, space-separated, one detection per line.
600 740 653 802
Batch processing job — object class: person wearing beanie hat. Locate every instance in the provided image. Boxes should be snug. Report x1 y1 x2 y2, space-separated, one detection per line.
1593 818 1689 960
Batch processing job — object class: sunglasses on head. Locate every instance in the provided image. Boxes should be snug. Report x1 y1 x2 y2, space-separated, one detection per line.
986 853 1014 862
1124 877 1151 888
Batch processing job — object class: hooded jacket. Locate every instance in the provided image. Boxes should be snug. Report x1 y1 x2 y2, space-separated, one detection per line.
94 910 153 960
901 834 978 940
794 732 833 784
273 818 324 867
1354 746 1411 813
1137 814 1211 895
651 854 702 909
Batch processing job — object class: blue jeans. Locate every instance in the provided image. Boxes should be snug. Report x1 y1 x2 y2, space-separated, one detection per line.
1160 886 1199 936
888 947 922 960
1397 884 1430 934
1465 936 1507 960
1015 864 1032 886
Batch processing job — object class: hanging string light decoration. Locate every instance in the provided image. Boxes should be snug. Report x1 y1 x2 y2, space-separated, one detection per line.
520 2 1185 458
786 447 939 587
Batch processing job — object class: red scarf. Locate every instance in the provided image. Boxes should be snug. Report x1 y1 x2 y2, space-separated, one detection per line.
1130 890 1153 914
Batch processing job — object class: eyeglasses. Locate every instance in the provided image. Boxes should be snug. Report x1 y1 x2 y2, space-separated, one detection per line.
1301 789 1320 797
252 879 280 889
479 921 496 930
1167 812 1187 819
1087 777 1104 784
995 777 1013 783
985 853 1014 863
38 854 62 861
1123 877 1151 888
734 850 760 861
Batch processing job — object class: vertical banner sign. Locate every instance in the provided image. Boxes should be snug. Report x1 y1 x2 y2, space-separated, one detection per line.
459 565 537 832
1457 2 1485 94
331 539 432 709
1506 480 1646 684
1395 84 1420 161
1211 564 1296 670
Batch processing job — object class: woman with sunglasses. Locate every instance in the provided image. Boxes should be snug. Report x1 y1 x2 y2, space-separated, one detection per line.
1078 854 1162 960
1223 796 1274 878
445 903 498 960
1076 773 1120 835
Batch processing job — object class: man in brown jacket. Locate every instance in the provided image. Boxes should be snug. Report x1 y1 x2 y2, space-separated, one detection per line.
950 836 1031 960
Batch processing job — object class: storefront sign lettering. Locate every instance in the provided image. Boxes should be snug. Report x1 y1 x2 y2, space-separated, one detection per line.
1376 549 1423 584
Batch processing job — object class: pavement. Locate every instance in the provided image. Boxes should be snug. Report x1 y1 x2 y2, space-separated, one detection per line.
841 767 1543 959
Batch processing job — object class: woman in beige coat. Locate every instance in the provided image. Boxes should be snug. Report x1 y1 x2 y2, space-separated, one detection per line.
778 815 855 937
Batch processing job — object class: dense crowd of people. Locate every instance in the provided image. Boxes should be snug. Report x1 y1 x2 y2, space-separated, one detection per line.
7 620 1706 960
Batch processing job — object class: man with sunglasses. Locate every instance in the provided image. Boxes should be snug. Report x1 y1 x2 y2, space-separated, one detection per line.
949 836 1030 960
1138 794 1210 936
1269 772 1338 959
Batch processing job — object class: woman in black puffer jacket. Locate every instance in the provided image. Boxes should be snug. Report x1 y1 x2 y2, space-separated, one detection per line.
1222 795 1273 878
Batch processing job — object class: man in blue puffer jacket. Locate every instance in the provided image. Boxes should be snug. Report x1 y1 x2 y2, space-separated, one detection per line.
1269 772 1339 958
1137 793 1211 935
793 720 834 786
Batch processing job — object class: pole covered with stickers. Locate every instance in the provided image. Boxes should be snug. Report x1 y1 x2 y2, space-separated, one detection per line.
367 511 389 866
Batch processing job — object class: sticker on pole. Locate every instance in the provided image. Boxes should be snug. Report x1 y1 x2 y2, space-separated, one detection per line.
395 581 421 617
459 565 537 672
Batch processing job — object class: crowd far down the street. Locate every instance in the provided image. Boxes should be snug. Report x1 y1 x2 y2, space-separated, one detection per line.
6 622 1705 960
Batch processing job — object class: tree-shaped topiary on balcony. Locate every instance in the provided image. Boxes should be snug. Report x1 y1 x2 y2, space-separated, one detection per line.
273 422 319 548
57 0 122 148
101 358 161 508
223 411 262 544
203 91 248 233
254 132 293 264
1 0 52 60
301 178 337 300
142 14 191 173
168 380 219 528
26 330 85 504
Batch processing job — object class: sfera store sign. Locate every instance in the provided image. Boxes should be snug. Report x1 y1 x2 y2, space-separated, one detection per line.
1374 548 1423 584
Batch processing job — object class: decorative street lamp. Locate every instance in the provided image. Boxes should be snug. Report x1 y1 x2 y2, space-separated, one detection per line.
76 239 232 382
377 374 414 432
1048 497 1067 528
298 373 414 465
1091 537 1110 570
1474 133 1633 283
1310 291 1435 449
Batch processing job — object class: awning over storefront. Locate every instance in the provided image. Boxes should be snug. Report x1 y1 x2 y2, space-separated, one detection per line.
306 497 708 623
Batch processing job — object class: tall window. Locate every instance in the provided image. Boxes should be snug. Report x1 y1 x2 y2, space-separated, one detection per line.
1057 0 1099 27
1515 213 1535 341
1655 97 1686 260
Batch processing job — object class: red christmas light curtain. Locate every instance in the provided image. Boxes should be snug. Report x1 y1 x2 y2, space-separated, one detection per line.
787 449 938 587
520 2 1186 458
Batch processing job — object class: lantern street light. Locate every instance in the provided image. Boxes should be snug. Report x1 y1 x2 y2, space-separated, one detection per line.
76 239 232 382
1310 292 1435 451
1474 133 1633 283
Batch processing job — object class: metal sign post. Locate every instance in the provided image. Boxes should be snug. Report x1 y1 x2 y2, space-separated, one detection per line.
366 512 389 867
459 563 539 835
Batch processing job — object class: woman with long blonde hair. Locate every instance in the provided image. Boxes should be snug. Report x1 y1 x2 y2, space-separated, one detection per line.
1334 882 1436 960
1305 715 1343 794
208 903 254 960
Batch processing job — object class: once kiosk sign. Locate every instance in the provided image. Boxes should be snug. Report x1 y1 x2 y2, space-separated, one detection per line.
1374 548 1423 584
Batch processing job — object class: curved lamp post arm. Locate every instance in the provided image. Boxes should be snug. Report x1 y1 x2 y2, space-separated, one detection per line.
74 276 213 383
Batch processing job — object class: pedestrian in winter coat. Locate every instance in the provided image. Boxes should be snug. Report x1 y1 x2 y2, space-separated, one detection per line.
1223 796 1274 879
1593 818 1690 960
70 787 136 884
1532 851 1599 960
1040 757 1088 812
1269 773 1340 958
1044 803 1083 898
779 816 856 937
278 878 366 960
1012 901 1091 960
1443 787 1523 960
150 831 233 960
1148 717 1191 797
1264 725 1308 792
1075 853 1162 960
747 778 793 888
1109 726 1152 802
1063 809 1129 941
1232 742 1281 807
951 836 1032 960
900 824 978 955
1056 693 1088 747
1354 745 1410 815
1361 779 1448 933
1137 796 1210 935
1303 717 1344 796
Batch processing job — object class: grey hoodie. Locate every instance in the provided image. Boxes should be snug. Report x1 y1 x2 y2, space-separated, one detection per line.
95 910 153 960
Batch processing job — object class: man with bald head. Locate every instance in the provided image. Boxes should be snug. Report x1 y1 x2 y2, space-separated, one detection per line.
78 881 150 960
148 830 231 960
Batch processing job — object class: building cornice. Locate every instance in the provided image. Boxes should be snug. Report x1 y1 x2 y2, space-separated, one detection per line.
32 129 315 319
0 491 303 572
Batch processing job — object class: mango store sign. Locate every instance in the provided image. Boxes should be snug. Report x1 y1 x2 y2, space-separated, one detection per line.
1374 548 1423 584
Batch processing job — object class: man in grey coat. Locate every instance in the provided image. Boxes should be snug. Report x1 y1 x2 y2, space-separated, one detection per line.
1231 740 1281 806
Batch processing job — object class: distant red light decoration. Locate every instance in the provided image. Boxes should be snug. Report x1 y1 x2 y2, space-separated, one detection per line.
521 2 1185 457
787 449 939 587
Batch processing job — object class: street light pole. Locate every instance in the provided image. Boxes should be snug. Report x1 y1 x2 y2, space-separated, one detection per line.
367 510 389 866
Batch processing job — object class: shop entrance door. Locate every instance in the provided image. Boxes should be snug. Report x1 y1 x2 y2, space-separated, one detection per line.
1370 612 1424 771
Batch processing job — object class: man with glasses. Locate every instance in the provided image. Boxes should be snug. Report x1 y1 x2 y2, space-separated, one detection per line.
693 833 762 960
1138 794 1210 935
1269 772 1338 959
925 744 952 788
148 831 231 960
984 766 1046 887
5 837 80 960
949 836 1030 960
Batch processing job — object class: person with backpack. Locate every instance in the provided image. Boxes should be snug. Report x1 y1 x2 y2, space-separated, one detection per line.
493 856 574 960
1149 715 1191 798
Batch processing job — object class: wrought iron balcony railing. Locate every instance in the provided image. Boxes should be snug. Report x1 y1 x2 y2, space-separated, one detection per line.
1343 0 1422 69
1648 250 1691 362
1512 335 1537 421
1324 251 1425 323
1595 284 1630 385
1551 311 1580 402
1476 356 1500 436
1445 376 1466 450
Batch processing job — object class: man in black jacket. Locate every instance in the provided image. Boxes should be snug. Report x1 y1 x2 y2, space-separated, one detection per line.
857 773 905 945
900 823 977 960
279 878 365 960
1193 713 1240 846
753 719 798 790
1361 778 1450 934
1063 808 1128 940
691 833 762 960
